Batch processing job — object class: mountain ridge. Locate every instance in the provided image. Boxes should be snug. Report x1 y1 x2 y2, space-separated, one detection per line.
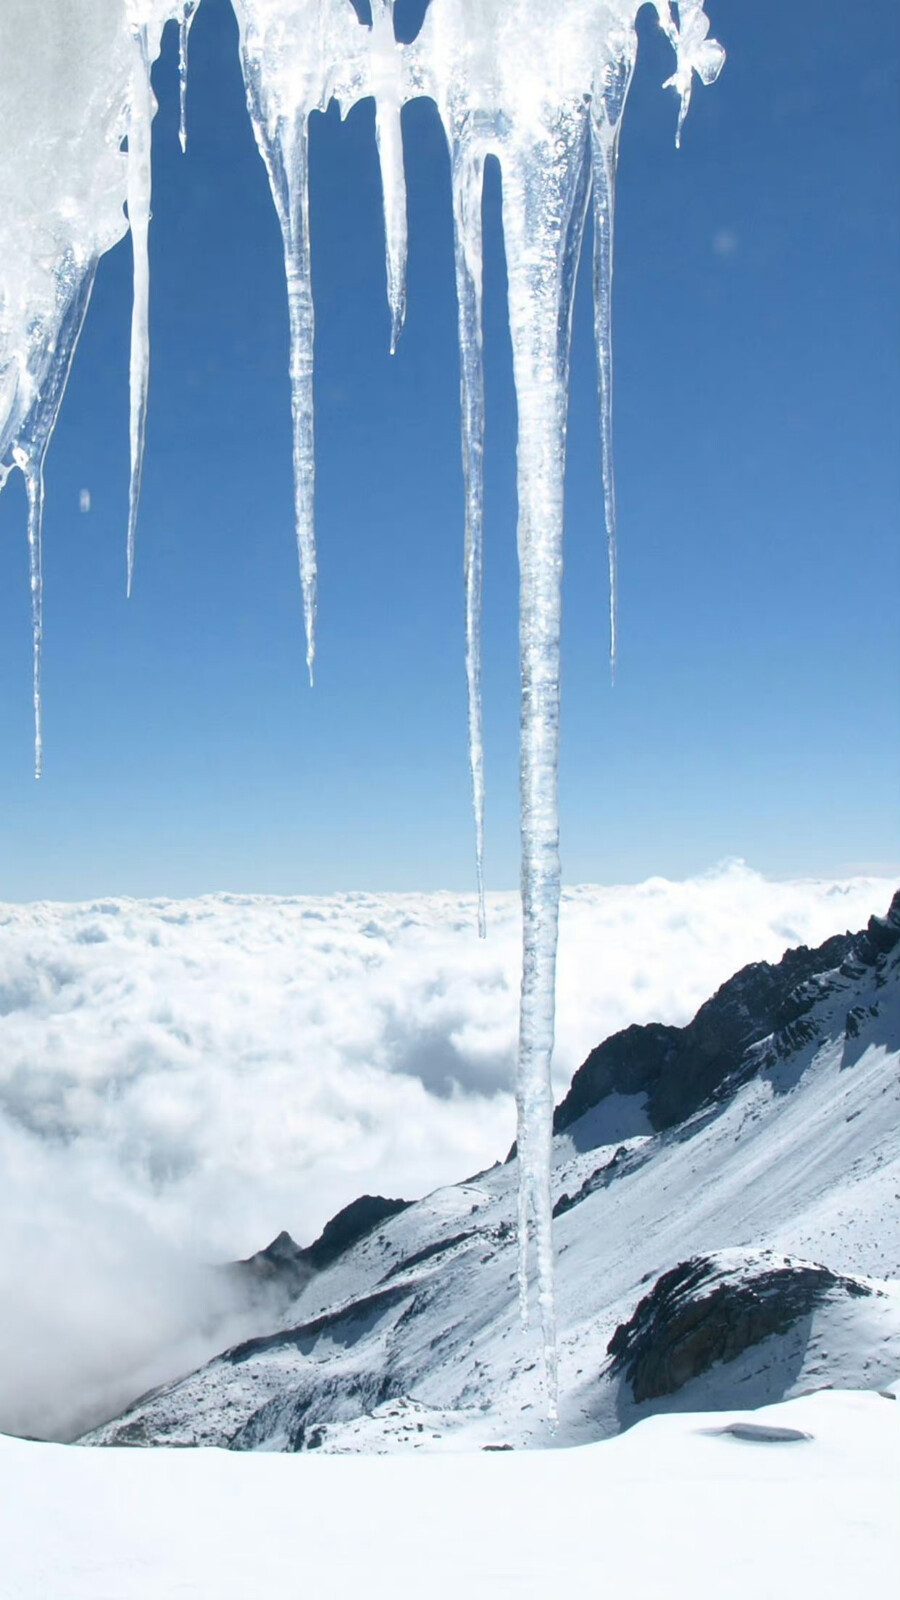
555 889 900 1134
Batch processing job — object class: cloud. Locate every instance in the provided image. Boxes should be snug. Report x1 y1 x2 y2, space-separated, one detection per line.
0 863 893 1439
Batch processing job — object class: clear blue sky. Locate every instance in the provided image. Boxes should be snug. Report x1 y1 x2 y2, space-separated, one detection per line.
0 0 897 900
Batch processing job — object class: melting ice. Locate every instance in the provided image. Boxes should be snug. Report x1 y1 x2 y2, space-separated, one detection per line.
0 0 724 1405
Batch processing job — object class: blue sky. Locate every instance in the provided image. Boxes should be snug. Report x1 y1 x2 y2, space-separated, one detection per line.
0 0 897 900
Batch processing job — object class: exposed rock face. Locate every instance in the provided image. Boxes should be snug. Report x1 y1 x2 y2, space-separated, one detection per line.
556 890 900 1135
607 1252 873 1405
552 1143 649 1217
230 1370 401 1453
235 1195 412 1295
236 1230 315 1298
301 1195 412 1271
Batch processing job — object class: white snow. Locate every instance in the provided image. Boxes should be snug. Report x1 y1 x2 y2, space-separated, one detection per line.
1 1386 897 1600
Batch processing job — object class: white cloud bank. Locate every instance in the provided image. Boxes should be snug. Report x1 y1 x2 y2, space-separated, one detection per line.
0 862 894 1439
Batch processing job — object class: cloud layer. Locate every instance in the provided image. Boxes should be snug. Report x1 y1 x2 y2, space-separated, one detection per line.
0 863 893 1438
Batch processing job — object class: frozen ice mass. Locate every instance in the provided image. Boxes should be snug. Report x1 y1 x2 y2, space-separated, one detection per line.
0 0 724 1404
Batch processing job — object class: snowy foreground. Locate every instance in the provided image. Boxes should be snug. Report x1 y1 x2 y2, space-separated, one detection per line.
2 1386 898 1600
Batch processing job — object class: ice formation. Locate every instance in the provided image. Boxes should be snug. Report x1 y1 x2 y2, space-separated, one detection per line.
0 0 724 1403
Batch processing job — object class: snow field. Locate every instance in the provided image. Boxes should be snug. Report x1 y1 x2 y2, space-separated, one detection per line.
1 1387 897 1600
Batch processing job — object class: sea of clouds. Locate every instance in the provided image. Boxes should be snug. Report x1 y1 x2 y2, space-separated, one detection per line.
0 862 894 1441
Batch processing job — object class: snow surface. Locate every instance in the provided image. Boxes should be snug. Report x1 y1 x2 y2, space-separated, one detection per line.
2 1387 898 1600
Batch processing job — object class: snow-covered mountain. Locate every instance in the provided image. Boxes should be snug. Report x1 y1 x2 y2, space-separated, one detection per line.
82 892 900 1452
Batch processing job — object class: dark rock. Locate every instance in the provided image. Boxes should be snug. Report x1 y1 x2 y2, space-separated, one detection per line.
234 1193 412 1293
303 1194 412 1272
715 1422 812 1443
224 1281 414 1367
230 1370 400 1452
552 1144 648 1218
845 1006 867 1039
236 1229 312 1293
383 1229 478 1280
607 1252 872 1405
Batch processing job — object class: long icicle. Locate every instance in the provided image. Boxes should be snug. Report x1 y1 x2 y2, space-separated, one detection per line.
242 83 318 683
370 0 407 353
11 260 98 779
280 113 318 685
451 144 487 939
503 120 593 1417
125 22 153 600
591 42 637 682
20 452 45 780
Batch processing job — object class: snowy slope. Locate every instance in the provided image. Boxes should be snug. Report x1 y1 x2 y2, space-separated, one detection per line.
4 1387 899 1600
82 893 900 1453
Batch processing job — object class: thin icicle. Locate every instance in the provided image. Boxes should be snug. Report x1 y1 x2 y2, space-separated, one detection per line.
7 259 98 779
591 33 637 681
12 448 45 779
245 94 318 684
125 23 154 600
278 114 318 685
369 0 407 353
178 2 198 154
232 0 369 685
25 459 44 779
451 146 487 939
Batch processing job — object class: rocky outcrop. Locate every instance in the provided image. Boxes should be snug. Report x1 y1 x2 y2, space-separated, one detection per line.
607 1251 873 1404
235 1194 412 1296
555 890 900 1136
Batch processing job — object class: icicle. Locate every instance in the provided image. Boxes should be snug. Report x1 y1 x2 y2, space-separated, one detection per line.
591 31 637 681
233 0 369 685
505 117 592 1420
415 0 723 1414
451 146 487 939
8 259 98 778
655 1 726 147
178 2 198 154
276 111 318 686
242 86 318 682
125 22 154 600
369 0 407 353
12 449 45 780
